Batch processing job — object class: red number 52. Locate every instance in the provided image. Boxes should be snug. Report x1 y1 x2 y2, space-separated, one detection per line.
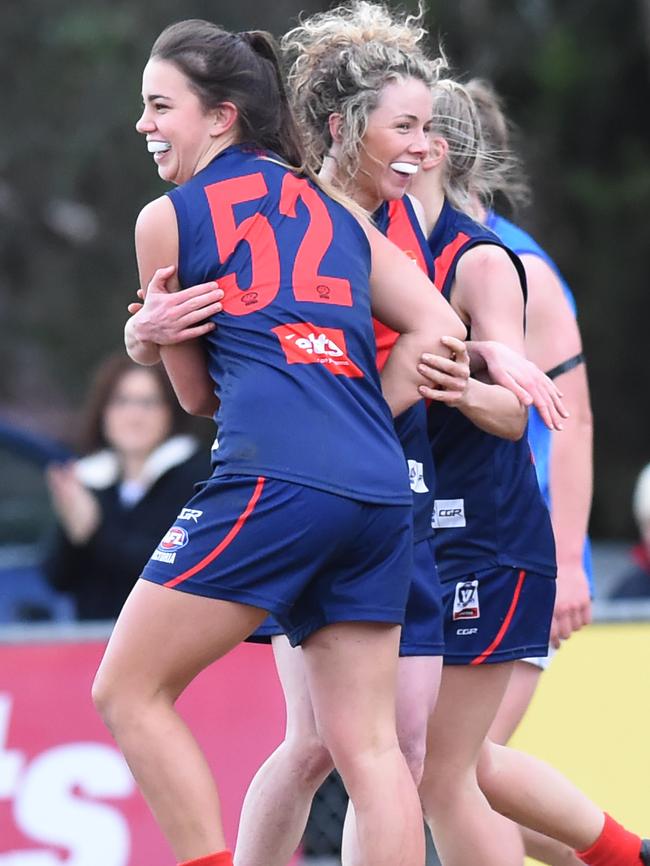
205 171 352 316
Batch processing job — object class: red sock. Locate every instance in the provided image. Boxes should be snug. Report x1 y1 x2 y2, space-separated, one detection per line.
577 814 642 866
178 851 233 866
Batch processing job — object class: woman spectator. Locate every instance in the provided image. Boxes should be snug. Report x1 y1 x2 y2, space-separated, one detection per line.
45 352 210 620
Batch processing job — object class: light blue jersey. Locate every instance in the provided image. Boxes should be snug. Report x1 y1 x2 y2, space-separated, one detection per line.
486 211 593 591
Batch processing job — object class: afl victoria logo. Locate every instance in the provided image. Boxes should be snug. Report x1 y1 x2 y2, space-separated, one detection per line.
159 526 189 551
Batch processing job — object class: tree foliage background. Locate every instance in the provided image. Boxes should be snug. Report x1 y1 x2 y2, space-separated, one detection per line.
1 0 649 538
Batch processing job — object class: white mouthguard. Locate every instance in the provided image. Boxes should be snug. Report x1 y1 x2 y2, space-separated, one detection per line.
390 162 418 175
147 141 171 154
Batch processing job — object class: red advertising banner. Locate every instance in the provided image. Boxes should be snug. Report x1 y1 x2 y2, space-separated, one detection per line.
0 639 287 865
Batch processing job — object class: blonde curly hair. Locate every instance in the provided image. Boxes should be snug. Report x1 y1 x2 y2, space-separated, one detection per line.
281 1 445 191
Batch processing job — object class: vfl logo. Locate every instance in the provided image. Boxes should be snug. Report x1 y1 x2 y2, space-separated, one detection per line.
407 460 429 493
272 323 363 378
431 498 466 529
178 508 203 523
453 579 480 621
158 526 189 551
316 284 331 300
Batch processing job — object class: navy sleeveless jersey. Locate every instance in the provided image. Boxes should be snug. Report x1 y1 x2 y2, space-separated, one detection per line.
167 144 410 505
486 210 593 586
427 199 556 580
373 197 437 540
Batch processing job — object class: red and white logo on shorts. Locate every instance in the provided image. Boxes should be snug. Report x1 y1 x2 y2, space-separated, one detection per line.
272 323 363 377
453 579 480 620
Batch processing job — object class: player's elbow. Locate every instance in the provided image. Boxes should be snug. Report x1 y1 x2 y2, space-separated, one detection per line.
419 306 466 354
178 393 218 418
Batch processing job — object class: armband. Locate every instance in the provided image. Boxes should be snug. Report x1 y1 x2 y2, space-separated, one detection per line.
545 352 585 380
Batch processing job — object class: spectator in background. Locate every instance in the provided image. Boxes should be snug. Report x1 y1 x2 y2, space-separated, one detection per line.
610 464 650 599
44 353 210 620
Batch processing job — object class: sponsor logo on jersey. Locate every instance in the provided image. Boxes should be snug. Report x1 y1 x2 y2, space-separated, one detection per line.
407 459 429 493
178 508 203 523
158 526 189 551
272 323 363 377
431 498 466 528
452 579 480 620
456 627 478 635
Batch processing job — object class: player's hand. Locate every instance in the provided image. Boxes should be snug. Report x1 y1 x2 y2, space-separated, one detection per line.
471 341 568 431
46 463 102 545
417 336 470 405
550 561 592 648
130 272 224 345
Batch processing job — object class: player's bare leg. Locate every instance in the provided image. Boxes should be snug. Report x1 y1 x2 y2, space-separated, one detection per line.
341 654 442 866
93 578 267 863
420 662 525 866
304 622 425 866
235 636 333 866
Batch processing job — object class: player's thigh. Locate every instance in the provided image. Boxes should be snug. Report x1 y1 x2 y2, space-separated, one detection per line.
425 662 515 771
95 578 267 703
302 620 402 752
488 659 543 745
272 634 321 742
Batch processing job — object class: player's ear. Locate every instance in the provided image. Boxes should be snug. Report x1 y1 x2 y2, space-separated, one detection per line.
328 113 344 144
422 135 447 171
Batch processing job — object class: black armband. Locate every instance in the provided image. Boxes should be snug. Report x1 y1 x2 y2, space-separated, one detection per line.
545 352 585 381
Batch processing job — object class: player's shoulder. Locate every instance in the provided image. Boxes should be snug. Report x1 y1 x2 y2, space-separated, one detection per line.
135 195 176 243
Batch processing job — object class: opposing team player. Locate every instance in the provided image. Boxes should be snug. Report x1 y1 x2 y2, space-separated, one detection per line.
92 18 466 866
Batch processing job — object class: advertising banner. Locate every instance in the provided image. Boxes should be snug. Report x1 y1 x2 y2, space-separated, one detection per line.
0 640 286 865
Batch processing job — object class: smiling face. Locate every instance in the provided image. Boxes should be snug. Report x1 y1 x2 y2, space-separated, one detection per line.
353 76 433 211
136 57 229 186
102 368 173 460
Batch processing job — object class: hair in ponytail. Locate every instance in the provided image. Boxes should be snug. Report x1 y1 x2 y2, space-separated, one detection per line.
150 20 304 167
465 78 531 214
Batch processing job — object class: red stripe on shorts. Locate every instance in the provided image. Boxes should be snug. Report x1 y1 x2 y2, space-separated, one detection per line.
164 476 266 588
470 569 526 666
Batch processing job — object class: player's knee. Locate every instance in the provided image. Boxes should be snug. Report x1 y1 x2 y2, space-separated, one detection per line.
398 728 427 786
91 669 117 728
285 734 334 787
419 753 471 817
91 668 137 733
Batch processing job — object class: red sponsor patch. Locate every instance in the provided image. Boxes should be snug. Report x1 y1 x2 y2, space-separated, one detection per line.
272 323 363 377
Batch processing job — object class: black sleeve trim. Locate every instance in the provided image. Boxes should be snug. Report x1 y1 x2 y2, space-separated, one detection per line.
545 352 585 380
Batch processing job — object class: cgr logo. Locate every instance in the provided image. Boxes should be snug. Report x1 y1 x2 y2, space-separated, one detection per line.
272 323 363 377
178 508 203 523
431 498 466 529
456 627 478 635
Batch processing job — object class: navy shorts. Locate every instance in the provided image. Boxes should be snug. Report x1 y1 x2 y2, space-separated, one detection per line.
141 474 414 646
250 535 444 657
441 567 556 665
399 536 444 657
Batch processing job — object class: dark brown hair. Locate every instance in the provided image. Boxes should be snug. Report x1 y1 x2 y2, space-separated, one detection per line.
150 20 305 167
79 353 190 454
